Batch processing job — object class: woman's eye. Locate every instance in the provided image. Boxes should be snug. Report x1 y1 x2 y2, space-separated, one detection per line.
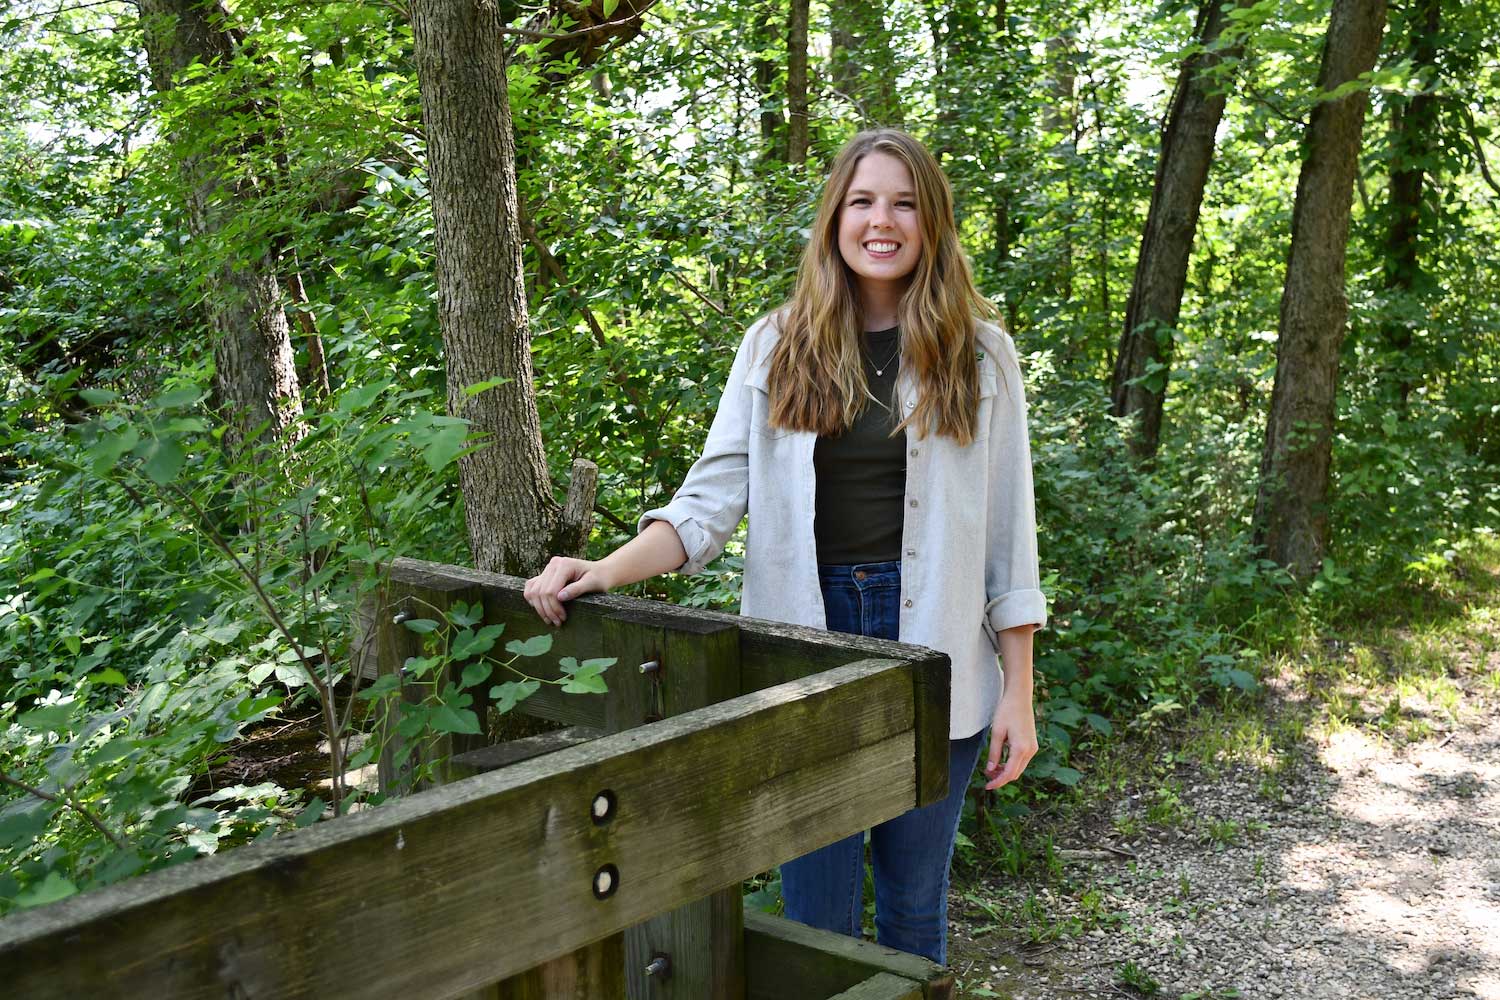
849 197 870 207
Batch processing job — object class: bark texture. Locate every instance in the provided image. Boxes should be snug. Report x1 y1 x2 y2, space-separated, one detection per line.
411 0 589 576
1380 0 1441 407
787 0 809 165
138 0 304 448
1111 0 1254 460
1254 0 1389 578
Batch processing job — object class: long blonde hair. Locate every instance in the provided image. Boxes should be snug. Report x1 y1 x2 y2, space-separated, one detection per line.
766 128 997 444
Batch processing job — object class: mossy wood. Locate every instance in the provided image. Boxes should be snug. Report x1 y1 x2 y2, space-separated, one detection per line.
0 660 924 999
828 973 927 1000
743 909 953 1000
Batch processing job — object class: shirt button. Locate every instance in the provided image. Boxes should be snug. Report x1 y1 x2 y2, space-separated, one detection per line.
909 499 918 508
909 448 919 457
904 600 913 608
905 548 915 556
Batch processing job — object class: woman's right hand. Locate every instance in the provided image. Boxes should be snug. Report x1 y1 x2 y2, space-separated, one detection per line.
524 557 612 627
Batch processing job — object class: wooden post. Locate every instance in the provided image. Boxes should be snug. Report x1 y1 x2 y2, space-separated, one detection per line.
609 614 745 1000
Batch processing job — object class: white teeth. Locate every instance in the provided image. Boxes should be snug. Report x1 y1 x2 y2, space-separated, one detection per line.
866 241 899 253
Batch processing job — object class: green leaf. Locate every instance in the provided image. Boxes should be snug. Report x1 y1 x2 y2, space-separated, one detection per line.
15 871 78 909
447 601 482 628
490 679 540 713
429 705 482 735
1084 713 1113 735
87 425 138 476
460 661 493 687
89 668 128 686
462 376 512 397
139 437 186 485
1047 702 1085 727
451 623 504 660
561 672 608 695
1050 766 1083 787
18 703 74 732
402 618 441 634
506 634 553 658
601 0 619 16
153 386 204 409
357 674 401 700
294 797 326 828
77 388 118 405
62 634 81 656
421 420 470 472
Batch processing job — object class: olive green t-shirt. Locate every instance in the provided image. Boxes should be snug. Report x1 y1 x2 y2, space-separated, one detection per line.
813 326 907 564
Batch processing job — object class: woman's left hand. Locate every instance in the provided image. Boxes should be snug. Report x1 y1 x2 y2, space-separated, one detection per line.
982 691 1038 790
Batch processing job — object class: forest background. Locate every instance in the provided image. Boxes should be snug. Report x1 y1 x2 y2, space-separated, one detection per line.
1 0 1497 915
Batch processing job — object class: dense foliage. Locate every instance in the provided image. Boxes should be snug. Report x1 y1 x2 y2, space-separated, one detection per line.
2 0 1497 911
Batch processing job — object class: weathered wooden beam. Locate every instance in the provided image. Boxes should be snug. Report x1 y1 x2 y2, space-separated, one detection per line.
0 661 918 1000
828 973 925 1000
742 909 953 1000
387 558 951 808
449 726 604 778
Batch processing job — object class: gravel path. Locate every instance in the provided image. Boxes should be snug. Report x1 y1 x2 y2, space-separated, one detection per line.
950 670 1500 998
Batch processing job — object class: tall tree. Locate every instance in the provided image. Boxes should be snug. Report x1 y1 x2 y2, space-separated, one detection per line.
753 3 784 161
1110 0 1254 460
1379 0 1441 408
787 0 809 164
137 0 304 448
1254 0 1389 578
410 0 596 575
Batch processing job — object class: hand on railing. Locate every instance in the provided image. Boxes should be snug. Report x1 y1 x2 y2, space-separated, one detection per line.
524 557 612 627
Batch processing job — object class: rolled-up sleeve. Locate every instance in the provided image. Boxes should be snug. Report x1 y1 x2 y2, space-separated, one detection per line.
637 321 765 575
983 330 1048 638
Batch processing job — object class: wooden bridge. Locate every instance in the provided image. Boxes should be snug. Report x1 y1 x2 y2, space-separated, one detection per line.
0 558 957 999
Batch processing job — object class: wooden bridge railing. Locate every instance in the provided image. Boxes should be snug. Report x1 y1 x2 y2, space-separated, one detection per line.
0 558 955 999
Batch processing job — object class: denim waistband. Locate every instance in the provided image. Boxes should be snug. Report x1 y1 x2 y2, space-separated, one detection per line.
817 560 902 588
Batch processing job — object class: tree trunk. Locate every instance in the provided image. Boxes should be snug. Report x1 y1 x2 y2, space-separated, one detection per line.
1254 0 1389 578
1110 0 1255 460
754 4 784 161
787 0 809 164
1380 0 1440 408
137 0 304 449
286 270 332 399
829 3 903 127
410 0 594 575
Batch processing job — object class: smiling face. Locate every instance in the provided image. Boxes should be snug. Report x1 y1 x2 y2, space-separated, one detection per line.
835 151 923 309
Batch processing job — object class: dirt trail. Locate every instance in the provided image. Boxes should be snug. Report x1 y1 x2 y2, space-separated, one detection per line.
950 627 1500 998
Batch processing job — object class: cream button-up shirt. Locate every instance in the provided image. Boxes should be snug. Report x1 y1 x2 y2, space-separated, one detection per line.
639 315 1048 738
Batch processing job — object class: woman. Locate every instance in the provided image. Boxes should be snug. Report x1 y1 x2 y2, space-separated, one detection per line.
523 128 1046 965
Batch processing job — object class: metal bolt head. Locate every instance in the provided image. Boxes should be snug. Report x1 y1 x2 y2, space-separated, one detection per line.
638 660 660 675
392 610 412 625
644 954 671 978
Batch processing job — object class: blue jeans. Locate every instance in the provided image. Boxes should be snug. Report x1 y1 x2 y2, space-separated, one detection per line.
779 560 984 965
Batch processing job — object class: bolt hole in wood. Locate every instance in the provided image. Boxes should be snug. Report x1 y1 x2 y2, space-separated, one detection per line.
593 863 620 900
591 789 617 825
